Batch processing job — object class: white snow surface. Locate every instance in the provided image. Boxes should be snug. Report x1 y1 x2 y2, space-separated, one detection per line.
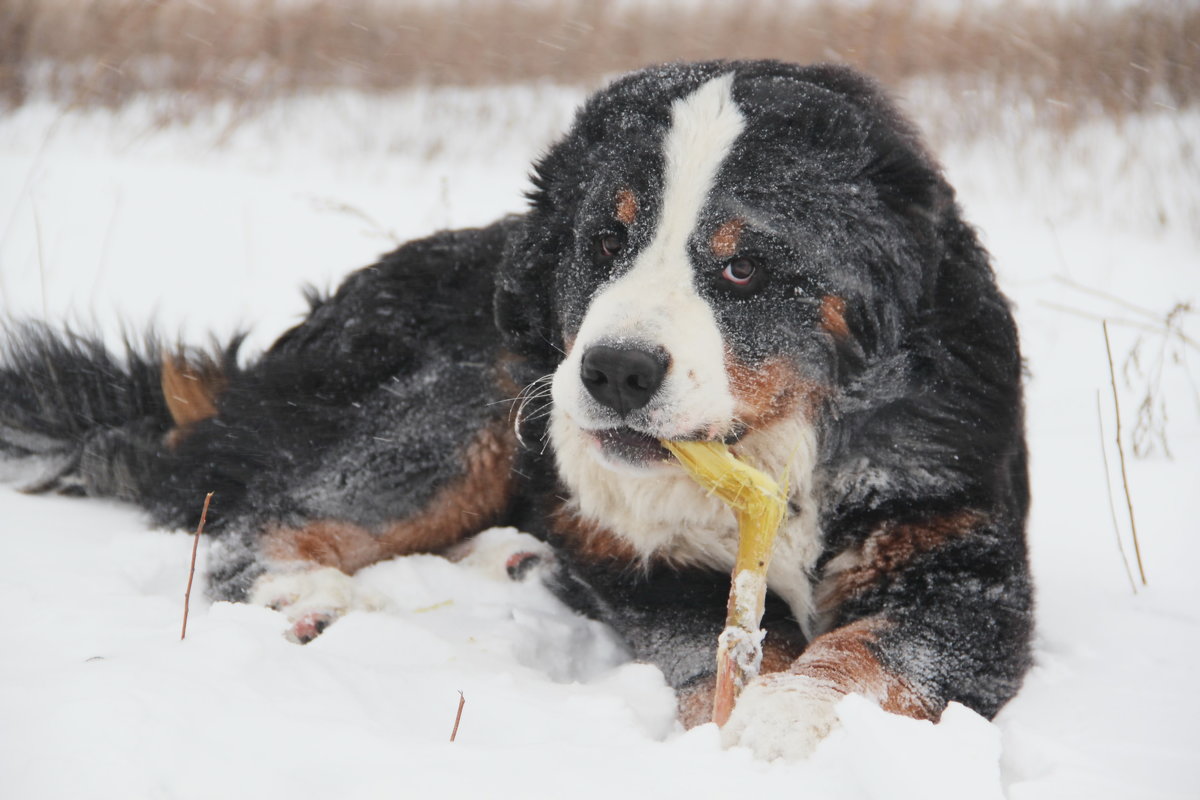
1 84 1198 799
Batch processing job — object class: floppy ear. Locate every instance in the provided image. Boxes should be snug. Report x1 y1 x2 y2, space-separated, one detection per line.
811 67 971 317
803 65 956 229
494 211 565 368
493 134 591 370
737 62 954 231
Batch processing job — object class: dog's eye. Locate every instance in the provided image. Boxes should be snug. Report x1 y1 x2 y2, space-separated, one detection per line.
722 257 757 286
594 230 625 261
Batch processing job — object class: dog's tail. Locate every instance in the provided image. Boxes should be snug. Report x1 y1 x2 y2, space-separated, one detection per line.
0 322 239 522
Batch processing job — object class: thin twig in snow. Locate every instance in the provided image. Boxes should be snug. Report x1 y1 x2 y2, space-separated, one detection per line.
310 197 401 244
1102 322 1147 586
449 691 466 742
1040 301 1200 352
181 492 214 640
1039 300 1152 330
1055 275 1171 322
91 190 123 300
1096 390 1138 594
32 198 48 318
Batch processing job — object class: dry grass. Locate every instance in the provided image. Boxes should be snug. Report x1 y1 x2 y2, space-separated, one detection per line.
1 0 1196 130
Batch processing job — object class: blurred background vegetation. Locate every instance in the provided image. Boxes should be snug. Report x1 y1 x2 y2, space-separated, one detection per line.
1 0 1196 134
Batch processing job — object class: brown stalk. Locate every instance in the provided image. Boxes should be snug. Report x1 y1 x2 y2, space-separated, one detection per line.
180 491 214 640
1096 390 1138 594
1102 322 1148 585
449 691 466 742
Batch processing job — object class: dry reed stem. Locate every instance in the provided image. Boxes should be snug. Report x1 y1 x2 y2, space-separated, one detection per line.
31 197 47 318
1041 301 1200 348
449 691 466 743
180 491 214 641
1055 278 1200 353
1096 390 1139 594
1102 322 1148 586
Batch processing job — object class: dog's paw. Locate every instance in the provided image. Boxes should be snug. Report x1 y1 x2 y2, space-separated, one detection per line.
285 611 337 645
720 673 845 762
248 566 386 643
447 527 556 582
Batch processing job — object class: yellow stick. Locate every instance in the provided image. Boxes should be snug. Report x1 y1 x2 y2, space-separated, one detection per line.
661 439 787 725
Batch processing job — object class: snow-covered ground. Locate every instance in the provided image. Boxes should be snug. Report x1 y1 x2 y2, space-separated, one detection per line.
1 84 1197 799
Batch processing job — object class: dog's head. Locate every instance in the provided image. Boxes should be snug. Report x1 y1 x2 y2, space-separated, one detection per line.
497 61 962 476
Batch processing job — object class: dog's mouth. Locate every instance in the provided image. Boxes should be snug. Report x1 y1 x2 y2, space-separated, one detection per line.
585 424 747 469
590 426 672 466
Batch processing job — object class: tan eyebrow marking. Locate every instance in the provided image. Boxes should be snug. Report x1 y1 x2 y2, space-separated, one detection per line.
710 218 744 258
820 295 851 339
615 188 637 225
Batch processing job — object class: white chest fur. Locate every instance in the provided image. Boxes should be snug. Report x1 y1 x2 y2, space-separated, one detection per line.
551 410 823 636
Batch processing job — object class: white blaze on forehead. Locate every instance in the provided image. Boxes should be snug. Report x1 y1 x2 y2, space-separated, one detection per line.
648 71 747 276
551 72 747 439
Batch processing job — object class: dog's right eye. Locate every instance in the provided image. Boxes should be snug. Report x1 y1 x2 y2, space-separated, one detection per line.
594 230 625 262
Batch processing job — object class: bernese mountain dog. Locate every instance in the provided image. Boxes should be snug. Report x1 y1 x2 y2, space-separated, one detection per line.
0 61 1032 760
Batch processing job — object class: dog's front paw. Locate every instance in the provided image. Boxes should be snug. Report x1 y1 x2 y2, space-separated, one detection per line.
447 527 556 582
285 611 337 645
720 673 845 762
249 566 386 643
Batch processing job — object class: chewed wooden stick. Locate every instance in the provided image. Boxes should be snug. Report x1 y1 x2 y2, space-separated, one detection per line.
661 439 787 726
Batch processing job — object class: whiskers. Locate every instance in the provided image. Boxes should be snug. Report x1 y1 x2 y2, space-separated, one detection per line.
495 373 555 448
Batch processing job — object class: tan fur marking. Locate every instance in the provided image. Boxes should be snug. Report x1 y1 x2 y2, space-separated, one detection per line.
710 218 744 259
725 354 826 431
494 349 525 400
550 504 642 564
677 679 717 729
816 511 983 615
262 424 516 573
161 352 227 448
615 188 638 226
820 295 851 339
792 619 938 719
676 634 807 728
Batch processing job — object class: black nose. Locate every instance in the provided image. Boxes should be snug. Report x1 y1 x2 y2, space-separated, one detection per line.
580 345 666 416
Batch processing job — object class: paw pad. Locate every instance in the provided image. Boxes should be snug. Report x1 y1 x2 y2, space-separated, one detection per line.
505 551 543 581
287 612 335 644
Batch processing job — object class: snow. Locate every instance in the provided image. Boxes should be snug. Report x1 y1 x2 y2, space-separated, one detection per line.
2 83 1198 799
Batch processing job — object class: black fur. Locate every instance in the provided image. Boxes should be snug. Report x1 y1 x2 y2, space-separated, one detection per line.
3 220 519 599
1 61 1031 727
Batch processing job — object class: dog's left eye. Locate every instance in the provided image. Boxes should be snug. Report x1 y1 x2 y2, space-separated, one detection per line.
721 257 757 286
